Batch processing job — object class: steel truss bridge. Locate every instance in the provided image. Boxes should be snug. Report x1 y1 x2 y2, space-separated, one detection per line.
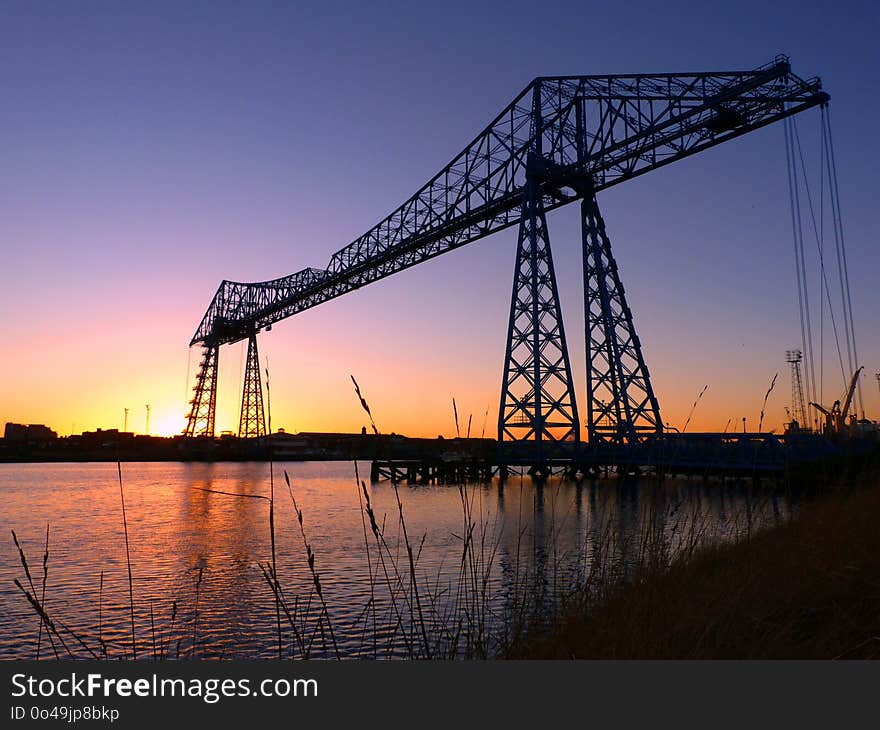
184 56 828 466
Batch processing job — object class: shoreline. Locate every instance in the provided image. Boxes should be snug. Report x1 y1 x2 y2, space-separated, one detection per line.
513 477 880 659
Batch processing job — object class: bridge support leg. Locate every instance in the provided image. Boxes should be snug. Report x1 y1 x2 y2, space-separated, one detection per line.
498 180 580 458
184 344 219 438
582 195 662 443
238 331 267 439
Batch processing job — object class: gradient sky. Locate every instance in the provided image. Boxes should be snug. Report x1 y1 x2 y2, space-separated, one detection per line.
1 0 878 438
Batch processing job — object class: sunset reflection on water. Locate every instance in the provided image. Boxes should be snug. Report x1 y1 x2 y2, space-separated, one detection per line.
1 461 792 658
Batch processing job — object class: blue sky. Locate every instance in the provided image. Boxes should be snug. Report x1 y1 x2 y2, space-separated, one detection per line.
1 0 877 435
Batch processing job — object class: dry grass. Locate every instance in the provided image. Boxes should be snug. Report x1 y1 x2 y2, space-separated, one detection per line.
513 482 880 659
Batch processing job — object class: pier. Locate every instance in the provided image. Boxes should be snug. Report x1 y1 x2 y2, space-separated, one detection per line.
369 432 870 484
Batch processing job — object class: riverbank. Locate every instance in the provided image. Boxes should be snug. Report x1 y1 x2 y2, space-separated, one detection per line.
0 431 496 463
514 479 880 659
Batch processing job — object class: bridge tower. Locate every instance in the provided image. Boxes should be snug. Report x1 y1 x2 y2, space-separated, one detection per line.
572 94 662 445
580 196 663 443
184 344 219 437
498 89 580 455
238 331 267 438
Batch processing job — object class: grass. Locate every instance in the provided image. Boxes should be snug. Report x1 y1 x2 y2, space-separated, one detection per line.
512 480 880 659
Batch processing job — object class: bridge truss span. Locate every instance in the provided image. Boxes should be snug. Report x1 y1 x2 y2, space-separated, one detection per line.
185 56 828 451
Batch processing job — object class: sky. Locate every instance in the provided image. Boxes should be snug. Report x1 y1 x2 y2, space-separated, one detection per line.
1 0 878 438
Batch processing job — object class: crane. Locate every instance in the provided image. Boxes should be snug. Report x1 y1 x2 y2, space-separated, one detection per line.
183 56 828 447
810 367 863 435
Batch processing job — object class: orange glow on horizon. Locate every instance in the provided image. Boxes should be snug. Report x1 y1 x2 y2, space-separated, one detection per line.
1 347 822 440
2 240 876 440
3 289 874 441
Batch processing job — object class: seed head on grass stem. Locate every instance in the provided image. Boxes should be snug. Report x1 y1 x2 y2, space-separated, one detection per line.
150 601 157 660
12 574 97 659
351 375 379 435
13 578 67 657
392 483 432 658
190 565 205 658
353 461 378 655
12 530 59 659
98 570 107 658
162 600 178 660
265 363 283 660
758 373 778 433
283 470 341 659
257 560 307 658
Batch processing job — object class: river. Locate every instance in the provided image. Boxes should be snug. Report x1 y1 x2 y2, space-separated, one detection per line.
0 461 792 659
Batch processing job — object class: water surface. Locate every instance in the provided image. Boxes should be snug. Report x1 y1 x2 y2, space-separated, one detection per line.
0 461 792 658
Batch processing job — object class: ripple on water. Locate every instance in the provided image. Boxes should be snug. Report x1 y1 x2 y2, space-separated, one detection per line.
0 461 793 658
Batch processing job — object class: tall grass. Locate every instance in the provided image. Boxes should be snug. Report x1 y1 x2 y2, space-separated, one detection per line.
116 461 137 659
514 479 880 658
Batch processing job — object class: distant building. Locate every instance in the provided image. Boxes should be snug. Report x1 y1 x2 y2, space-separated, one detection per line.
69 428 134 447
3 423 58 443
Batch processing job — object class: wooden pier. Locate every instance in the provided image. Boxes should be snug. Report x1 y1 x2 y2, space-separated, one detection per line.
370 432 863 484
370 459 497 484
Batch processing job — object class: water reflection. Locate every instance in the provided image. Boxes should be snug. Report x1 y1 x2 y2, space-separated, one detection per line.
0 462 796 659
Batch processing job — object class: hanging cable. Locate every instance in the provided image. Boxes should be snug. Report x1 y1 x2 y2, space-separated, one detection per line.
784 118 805 404
183 346 193 425
823 112 855 383
791 117 819 404
791 116 848 393
823 107 863 418
238 340 246 417
784 117 816 416
818 107 826 405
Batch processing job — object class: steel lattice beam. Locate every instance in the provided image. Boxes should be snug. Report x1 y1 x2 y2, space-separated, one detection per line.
190 56 827 348
499 178 579 449
582 196 662 443
184 345 218 438
238 332 267 438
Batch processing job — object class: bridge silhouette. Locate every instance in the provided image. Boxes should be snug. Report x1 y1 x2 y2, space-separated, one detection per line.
183 56 832 475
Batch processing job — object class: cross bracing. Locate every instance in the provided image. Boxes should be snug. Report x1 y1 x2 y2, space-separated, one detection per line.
185 57 827 445
190 57 826 349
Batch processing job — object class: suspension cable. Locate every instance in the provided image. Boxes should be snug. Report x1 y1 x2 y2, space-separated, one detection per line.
784 117 816 417
791 116 848 392
818 108 825 405
823 106 863 418
183 346 192 422
823 113 855 382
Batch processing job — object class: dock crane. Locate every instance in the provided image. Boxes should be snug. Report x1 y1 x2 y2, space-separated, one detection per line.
809 367 863 435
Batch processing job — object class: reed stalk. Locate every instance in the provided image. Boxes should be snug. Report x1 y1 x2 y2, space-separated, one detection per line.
283 470 341 659
36 524 50 659
116 461 137 659
190 565 204 658
265 365 283 660
150 600 157 659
